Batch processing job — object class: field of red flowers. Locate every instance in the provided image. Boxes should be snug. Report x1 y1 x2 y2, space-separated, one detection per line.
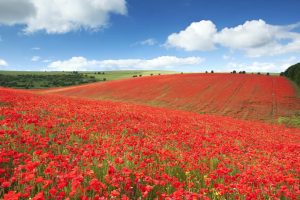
1 88 299 199
38 73 300 122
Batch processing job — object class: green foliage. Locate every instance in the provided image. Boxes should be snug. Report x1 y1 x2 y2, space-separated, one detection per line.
0 73 97 89
278 115 300 128
284 63 300 87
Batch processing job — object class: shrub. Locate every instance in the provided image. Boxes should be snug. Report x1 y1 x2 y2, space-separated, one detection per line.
283 63 300 87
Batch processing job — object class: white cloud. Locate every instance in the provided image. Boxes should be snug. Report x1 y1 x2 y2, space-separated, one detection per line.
47 56 204 71
0 59 8 67
226 57 298 73
31 56 40 62
0 0 36 25
42 59 52 63
166 20 217 51
0 0 127 34
166 19 300 57
215 20 275 49
32 47 40 50
139 38 157 46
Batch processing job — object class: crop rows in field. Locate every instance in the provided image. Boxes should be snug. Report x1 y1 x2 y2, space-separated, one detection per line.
37 73 300 122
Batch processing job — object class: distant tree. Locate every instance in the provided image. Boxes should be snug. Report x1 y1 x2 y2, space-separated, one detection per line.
257 72 261 75
103 78 107 81
266 72 270 76
150 74 153 76
280 72 284 76
242 71 246 74
181 72 183 74
132 75 137 78
158 73 161 75
205 71 208 74
139 75 142 77
211 70 214 73
233 70 237 74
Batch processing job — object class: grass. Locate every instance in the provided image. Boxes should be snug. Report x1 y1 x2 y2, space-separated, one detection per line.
0 70 177 89
278 115 300 128
82 70 177 81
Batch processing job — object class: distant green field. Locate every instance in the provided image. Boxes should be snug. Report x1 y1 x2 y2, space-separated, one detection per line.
0 70 177 89
82 70 177 81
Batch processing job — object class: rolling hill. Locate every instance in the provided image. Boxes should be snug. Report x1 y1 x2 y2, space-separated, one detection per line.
36 73 300 122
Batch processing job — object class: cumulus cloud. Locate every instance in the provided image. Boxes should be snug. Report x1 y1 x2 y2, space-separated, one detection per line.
47 56 204 71
226 57 298 72
0 0 36 25
0 0 127 34
0 59 8 67
31 47 40 50
166 19 300 57
31 56 40 62
166 20 217 51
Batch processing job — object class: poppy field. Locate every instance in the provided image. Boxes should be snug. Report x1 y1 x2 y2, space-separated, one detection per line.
1 87 299 199
37 74 300 122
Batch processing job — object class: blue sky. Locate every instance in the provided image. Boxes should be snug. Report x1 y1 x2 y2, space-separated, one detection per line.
0 0 299 72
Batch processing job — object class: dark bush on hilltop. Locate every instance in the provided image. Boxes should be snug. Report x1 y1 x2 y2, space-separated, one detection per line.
283 63 300 87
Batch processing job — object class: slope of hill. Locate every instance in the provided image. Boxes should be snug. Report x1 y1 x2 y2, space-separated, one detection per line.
37 73 300 122
1 88 299 199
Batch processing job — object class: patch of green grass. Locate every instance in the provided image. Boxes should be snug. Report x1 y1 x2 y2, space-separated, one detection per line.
81 70 177 81
278 115 300 128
